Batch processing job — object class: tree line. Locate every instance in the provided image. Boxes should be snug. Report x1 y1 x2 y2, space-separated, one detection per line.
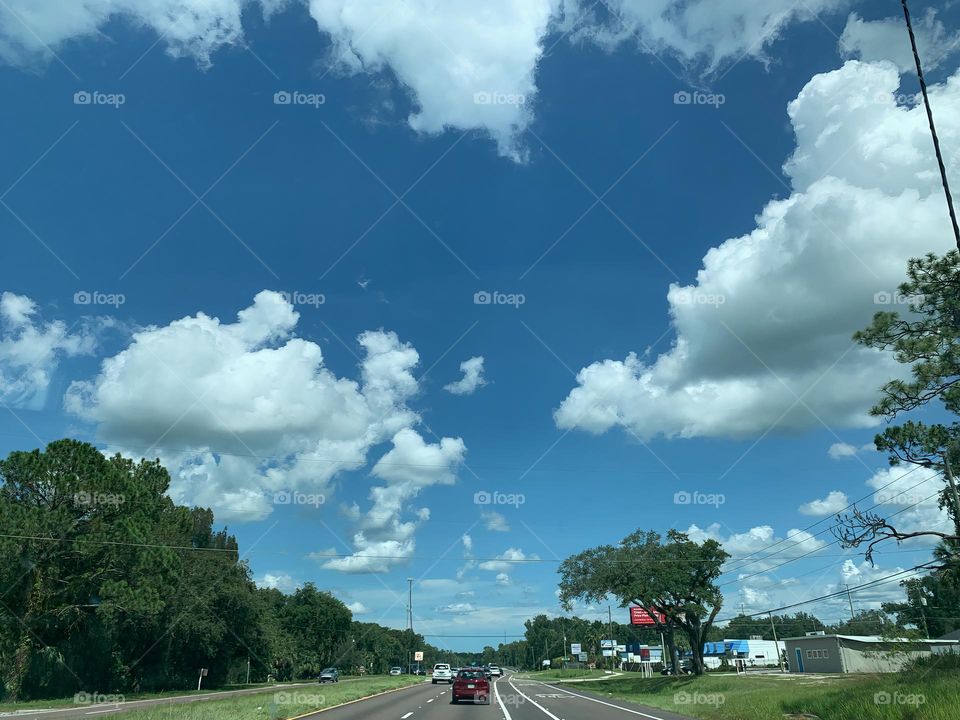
0 440 445 702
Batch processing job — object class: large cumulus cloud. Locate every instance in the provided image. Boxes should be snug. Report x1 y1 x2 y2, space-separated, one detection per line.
556 60 960 440
66 290 463 526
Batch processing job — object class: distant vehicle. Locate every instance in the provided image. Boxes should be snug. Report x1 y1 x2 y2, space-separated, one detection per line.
318 667 340 683
389 667 403 676
482 665 492 680
451 667 490 704
660 661 692 675
489 665 502 677
432 662 453 684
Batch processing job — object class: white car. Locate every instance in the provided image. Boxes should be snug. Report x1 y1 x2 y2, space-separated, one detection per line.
432 663 453 684
389 667 403 676
489 665 502 678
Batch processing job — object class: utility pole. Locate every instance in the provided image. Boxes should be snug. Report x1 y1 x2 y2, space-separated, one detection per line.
407 578 414 674
608 606 616 671
768 613 784 673
845 584 856 621
915 587 931 638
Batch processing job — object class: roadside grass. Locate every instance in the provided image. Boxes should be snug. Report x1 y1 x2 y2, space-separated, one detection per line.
513 669 614 681
101 676 424 720
570 664 960 720
0 677 366 715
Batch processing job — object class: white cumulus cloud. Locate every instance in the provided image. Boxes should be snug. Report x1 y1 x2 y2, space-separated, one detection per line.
799 490 849 517
556 60 960 441
481 511 511 532
1 292 98 410
840 10 960 74
479 547 538 572
322 428 465 573
444 356 487 396
66 291 448 524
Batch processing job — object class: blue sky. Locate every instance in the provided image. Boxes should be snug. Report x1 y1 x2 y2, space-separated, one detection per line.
2 1 960 650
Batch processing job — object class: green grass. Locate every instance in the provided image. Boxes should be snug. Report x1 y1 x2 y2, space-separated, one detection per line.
514 668 614 681
0 681 319 713
567 662 960 720
102 676 424 720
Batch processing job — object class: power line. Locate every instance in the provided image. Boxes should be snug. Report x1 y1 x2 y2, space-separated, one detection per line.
715 562 936 623
719 467 938 583
721 464 929 576
902 0 960 248
719 485 945 588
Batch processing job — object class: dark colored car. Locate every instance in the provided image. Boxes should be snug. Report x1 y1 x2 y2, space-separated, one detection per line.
451 667 490 704
660 661 692 675
318 667 340 683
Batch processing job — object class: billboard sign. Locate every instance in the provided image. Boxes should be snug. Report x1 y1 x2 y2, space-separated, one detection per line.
571 643 582 655
629 606 666 626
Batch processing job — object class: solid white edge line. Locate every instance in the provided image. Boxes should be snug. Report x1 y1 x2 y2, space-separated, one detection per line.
540 681 672 720
493 677 514 720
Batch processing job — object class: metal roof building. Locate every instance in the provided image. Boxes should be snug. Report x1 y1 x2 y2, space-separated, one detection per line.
783 634 959 674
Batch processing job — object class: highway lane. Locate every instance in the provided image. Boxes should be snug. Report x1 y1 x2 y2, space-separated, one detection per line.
299 672 697 720
498 675 696 720
3 673 699 720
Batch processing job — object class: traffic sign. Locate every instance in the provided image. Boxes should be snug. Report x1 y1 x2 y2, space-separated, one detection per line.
414 651 424 661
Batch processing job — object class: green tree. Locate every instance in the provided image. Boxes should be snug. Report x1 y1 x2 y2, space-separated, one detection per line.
839 251 960 557
558 529 728 675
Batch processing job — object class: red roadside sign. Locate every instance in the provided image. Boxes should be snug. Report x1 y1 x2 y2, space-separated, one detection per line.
629 606 666 626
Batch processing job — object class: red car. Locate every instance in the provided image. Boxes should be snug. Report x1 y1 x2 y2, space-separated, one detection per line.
451 667 491 704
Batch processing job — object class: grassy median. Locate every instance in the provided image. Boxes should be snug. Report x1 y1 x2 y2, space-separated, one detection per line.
514 668 614 681
558 661 960 720
111 675 424 720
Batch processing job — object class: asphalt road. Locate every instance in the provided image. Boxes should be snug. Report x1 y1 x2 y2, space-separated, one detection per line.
298 672 697 720
2 673 698 720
